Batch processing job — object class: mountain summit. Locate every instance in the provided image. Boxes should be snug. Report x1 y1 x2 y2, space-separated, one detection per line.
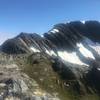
0 20 100 100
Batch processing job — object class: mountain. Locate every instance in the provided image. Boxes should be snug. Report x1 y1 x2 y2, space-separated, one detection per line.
0 20 100 100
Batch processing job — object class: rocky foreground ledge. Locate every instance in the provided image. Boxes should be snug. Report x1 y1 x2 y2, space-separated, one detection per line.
0 53 60 100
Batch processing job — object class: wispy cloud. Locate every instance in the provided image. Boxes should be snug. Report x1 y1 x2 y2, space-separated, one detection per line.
0 33 15 45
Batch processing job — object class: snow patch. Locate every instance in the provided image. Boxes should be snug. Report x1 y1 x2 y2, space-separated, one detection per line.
84 38 100 56
90 42 100 55
81 20 85 24
41 34 44 37
45 49 57 56
77 43 95 59
57 51 88 66
84 38 100 55
30 47 40 53
97 68 100 71
51 29 59 33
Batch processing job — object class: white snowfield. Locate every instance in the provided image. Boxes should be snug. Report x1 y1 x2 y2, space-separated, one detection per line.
77 43 95 60
57 51 88 66
81 20 85 24
58 42 100 66
30 46 40 53
30 38 100 66
50 29 59 34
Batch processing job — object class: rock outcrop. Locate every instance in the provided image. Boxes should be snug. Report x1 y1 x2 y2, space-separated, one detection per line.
0 53 60 100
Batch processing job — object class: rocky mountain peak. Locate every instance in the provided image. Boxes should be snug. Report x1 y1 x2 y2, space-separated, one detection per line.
0 20 100 100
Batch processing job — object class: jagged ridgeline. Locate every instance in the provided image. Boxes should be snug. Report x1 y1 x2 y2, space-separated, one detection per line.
0 20 100 100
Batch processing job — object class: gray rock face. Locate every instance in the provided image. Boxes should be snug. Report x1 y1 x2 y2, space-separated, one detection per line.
0 54 60 100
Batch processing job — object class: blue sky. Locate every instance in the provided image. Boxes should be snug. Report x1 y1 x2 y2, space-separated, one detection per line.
0 0 100 44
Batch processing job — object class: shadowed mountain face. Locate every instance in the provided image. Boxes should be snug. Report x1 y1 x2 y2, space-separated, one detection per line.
0 20 100 99
1 33 44 54
1 21 100 54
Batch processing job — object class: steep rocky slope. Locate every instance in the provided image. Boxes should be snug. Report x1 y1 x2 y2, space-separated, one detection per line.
0 20 100 100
